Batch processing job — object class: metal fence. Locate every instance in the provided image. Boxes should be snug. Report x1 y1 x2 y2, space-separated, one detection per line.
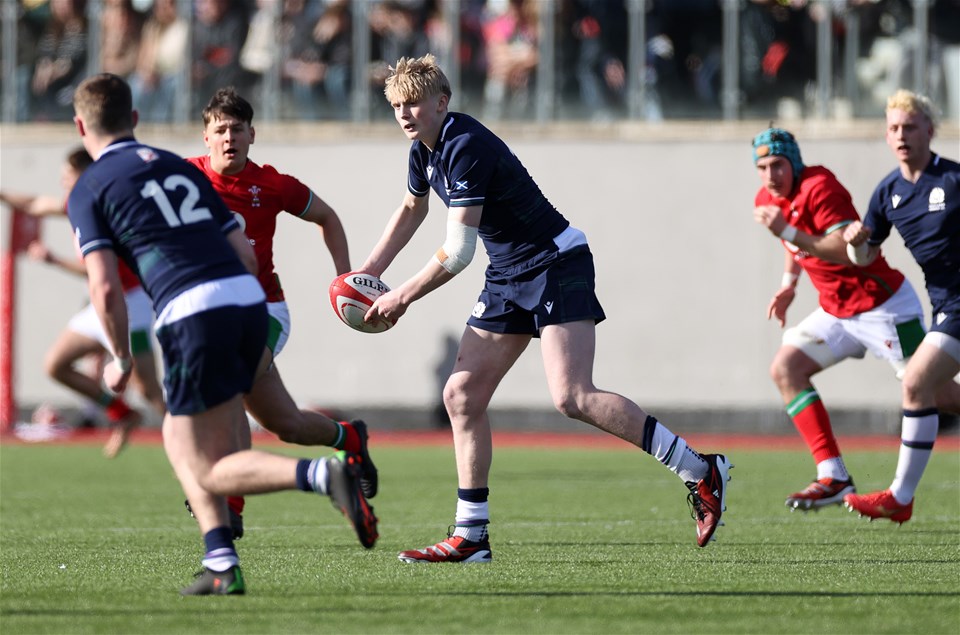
3 0 958 126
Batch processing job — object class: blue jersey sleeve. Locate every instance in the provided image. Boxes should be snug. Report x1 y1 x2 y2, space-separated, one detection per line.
407 144 430 197
68 178 116 256
443 134 494 209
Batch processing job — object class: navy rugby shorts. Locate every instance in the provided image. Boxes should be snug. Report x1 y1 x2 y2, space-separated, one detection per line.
467 245 606 337
930 307 960 340
156 303 268 415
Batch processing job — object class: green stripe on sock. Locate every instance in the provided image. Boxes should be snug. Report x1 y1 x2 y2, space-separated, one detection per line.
663 437 679 463
786 389 820 417
332 423 346 450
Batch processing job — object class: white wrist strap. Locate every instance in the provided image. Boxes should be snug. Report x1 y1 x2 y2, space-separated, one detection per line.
846 241 870 265
778 225 798 244
781 272 799 288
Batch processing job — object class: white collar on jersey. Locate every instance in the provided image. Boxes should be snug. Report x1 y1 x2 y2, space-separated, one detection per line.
96 138 140 161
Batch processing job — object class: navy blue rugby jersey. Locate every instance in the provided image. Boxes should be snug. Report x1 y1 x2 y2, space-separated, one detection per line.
407 112 569 268
68 139 248 315
864 154 960 313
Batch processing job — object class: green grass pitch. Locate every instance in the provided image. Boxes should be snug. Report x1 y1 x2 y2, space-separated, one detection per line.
1 441 958 634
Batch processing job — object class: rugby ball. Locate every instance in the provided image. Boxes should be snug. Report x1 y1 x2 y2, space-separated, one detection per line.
328 272 394 333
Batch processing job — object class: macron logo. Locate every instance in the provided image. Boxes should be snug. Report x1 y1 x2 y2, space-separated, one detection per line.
545 301 554 314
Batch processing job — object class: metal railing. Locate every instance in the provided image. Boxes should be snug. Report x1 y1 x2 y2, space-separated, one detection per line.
2 0 956 125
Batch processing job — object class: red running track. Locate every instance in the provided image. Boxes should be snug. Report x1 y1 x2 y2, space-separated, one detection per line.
5 426 959 451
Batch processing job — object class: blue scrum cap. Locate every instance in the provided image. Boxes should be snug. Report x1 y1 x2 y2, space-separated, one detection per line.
752 127 804 179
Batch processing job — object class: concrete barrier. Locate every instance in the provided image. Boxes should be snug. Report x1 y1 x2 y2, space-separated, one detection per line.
2 122 957 431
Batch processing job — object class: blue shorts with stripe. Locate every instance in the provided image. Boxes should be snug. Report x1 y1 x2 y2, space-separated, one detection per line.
156 303 268 415
467 245 606 337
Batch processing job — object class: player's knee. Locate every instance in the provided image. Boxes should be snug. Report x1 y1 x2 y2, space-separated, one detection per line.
901 371 926 404
552 390 586 420
768 351 803 390
44 352 69 381
442 382 469 417
768 355 787 387
442 377 483 420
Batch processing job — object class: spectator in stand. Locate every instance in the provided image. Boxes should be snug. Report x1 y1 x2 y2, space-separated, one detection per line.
568 0 628 122
739 0 816 119
481 0 539 121
369 1 431 114
240 0 284 97
15 0 47 122
192 0 250 113
99 0 143 80
275 0 331 120
649 0 723 118
310 0 353 119
452 0 489 110
929 0 960 121
129 0 188 123
31 0 88 121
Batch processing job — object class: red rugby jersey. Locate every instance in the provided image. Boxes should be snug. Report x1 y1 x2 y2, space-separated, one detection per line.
187 155 312 302
755 166 904 318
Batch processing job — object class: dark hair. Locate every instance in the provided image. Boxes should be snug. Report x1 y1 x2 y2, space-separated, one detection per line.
201 87 254 126
67 146 94 172
73 73 135 135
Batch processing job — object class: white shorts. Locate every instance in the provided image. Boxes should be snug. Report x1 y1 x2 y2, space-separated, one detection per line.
267 301 291 356
67 287 155 354
783 279 925 375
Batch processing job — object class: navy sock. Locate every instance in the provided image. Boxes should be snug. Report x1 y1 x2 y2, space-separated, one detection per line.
295 458 313 492
457 487 489 503
203 526 235 554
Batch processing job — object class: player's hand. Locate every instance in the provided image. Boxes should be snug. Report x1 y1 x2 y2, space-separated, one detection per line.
26 240 50 262
766 286 795 328
366 289 407 325
103 358 132 394
842 220 871 246
753 205 787 237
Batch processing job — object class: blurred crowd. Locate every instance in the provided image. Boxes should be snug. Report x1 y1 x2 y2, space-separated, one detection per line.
8 0 960 124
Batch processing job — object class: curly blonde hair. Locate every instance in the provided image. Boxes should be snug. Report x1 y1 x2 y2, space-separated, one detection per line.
886 89 939 132
384 54 452 104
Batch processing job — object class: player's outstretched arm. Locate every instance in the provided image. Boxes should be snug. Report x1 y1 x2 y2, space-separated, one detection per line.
0 190 67 216
301 193 351 276
360 191 429 277
27 240 89 277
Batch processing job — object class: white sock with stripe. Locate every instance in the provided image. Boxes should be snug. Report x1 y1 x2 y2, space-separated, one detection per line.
640 416 708 483
453 492 489 542
889 409 938 504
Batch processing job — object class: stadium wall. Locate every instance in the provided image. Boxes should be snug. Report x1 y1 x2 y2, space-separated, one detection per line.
2 123 958 432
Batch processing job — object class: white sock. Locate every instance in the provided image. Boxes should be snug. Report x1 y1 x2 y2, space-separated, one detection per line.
202 548 239 572
308 457 330 495
816 456 849 481
453 499 489 542
889 409 938 504
641 416 707 483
